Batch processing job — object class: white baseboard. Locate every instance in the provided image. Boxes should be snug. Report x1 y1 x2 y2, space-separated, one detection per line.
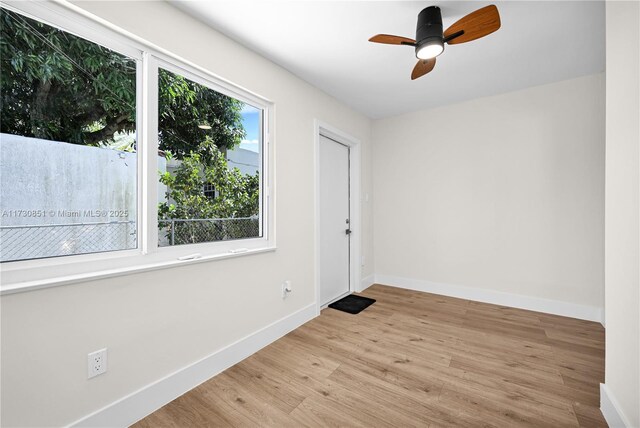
600 383 633 427
375 274 603 323
69 303 317 428
359 274 375 292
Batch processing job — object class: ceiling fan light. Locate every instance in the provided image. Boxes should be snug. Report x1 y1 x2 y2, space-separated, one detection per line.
416 40 444 59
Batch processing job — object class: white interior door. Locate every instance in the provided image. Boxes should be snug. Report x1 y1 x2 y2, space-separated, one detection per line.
319 135 350 305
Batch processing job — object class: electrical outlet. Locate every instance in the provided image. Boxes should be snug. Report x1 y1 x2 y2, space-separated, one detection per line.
282 280 292 299
88 348 107 379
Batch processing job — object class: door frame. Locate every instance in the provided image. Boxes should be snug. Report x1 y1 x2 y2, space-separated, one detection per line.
314 120 361 315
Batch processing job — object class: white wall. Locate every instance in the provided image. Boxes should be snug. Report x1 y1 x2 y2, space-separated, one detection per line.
0 134 137 228
372 74 605 314
0 134 138 261
0 2 372 426
227 147 259 176
603 1 640 427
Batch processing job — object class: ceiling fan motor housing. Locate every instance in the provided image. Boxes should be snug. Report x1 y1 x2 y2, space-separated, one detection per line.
415 6 444 56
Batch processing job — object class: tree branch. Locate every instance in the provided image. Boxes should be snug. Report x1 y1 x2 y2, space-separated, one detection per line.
83 113 131 145
29 80 52 138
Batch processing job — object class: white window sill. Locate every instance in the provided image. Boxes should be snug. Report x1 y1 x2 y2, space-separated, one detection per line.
0 246 276 295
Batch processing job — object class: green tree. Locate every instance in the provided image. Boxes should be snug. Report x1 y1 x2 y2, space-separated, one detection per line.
0 8 136 146
158 69 245 161
0 8 245 154
158 143 260 244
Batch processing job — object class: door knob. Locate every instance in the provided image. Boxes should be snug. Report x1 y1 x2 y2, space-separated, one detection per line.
345 229 352 235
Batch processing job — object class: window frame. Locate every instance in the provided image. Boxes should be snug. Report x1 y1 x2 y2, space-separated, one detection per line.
152 58 269 255
0 0 275 294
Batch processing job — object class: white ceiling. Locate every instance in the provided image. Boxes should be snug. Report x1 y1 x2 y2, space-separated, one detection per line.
170 1 605 119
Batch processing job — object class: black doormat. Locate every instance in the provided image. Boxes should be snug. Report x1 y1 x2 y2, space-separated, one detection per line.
328 294 376 314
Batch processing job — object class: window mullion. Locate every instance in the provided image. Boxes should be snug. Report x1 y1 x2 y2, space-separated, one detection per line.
141 53 160 254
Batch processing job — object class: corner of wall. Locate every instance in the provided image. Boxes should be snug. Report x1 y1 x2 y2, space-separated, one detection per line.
600 383 634 428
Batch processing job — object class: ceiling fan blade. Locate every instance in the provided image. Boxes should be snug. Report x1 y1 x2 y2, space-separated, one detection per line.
411 58 436 80
444 5 501 45
369 34 416 46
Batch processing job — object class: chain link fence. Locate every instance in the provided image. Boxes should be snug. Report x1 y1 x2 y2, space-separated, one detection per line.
0 221 137 262
0 217 259 261
159 217 260 246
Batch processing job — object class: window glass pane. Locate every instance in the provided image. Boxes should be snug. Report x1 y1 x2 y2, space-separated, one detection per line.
158 68 262 247
0 8 138 262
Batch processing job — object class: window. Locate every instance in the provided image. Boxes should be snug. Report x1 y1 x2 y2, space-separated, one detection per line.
0 2 273 290
157 67 263 247
202 183 216 200
0 8 138 262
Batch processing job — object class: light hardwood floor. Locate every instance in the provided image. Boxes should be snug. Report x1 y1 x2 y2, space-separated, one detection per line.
134 284 606 427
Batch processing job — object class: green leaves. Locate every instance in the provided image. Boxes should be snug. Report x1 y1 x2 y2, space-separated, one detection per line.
1 9 136 145
158 146 259 226
10 54 24 72
1 9 244 156
158 68 246 160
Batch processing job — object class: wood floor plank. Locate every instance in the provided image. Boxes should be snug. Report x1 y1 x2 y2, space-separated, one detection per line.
288 395 369 428
133 391 237 428
450 353 565 387
132 284 607 427
222 362 306 414
438 384 578 428
572 402 609 428
544 327 605 350
200 372 297 427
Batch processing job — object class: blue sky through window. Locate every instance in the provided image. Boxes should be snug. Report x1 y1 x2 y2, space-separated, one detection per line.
239 104 260 153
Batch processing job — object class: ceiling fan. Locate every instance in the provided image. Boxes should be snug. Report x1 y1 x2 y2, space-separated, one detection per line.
369 4 501 80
